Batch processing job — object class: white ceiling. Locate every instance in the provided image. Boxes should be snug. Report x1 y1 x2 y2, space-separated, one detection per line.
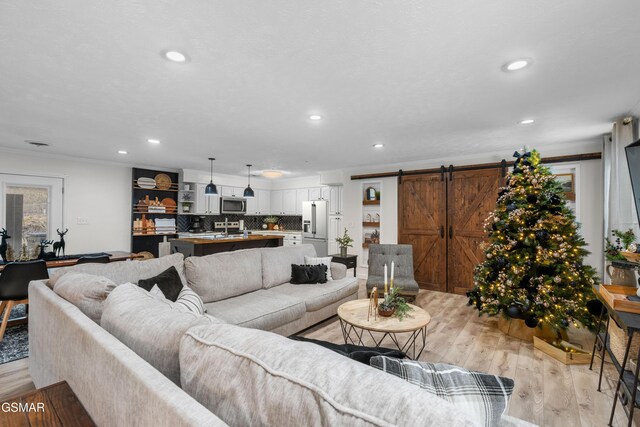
1 1 639 177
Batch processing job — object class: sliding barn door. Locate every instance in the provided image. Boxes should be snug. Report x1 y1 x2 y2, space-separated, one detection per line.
398 174 447 292
447 169 503 295
398 168 503 294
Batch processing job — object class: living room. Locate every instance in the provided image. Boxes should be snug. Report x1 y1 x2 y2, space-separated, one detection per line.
1 1 640 426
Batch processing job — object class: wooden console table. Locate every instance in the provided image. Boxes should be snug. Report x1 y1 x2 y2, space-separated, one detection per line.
0 251 142 272
0 381 95 426
590 285 640 427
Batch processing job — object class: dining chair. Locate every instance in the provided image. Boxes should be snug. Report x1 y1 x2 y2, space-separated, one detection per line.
76 255 110 264
0 260 49 341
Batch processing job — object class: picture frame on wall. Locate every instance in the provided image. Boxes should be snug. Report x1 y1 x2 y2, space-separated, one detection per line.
553 173 575 201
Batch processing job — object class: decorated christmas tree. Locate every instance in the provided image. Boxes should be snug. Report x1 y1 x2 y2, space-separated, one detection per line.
467 149 598 333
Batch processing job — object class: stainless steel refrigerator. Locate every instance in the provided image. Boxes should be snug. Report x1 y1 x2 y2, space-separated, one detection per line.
302 200 328 256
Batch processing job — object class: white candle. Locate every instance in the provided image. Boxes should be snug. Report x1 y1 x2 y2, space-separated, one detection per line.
384 263 388 293
390 261 395 289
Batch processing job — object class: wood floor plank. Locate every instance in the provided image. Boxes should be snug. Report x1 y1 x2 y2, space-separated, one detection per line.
487 334 521 380
0 358 34 402
509 342 545 425
543 355 581 427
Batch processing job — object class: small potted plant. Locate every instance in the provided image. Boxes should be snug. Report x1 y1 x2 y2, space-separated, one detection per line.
335 228 353 257
378 287 412 320
605 229 637 285
264 216 279 230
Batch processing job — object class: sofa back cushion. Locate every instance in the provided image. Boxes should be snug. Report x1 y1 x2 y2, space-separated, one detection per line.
52 272 117 323
49 253 186 288
101 283 216 385
184 249 263 303
260 244 317 289
179 324 475 427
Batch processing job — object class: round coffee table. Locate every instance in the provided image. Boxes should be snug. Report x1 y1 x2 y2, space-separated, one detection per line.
337 299 431 359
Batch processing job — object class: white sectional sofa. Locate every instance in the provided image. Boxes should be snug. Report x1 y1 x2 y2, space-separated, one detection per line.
28 245 530 426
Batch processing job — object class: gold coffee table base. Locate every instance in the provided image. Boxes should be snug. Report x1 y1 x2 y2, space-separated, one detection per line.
337 299 431 360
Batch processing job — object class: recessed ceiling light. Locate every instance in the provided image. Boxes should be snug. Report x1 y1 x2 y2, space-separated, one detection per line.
503 59 531 72
519 119 535 125
147 139 160 144
163 50 188 63
262 170 284 178
373 143 384 149
309 115 323 121
118 150 128 155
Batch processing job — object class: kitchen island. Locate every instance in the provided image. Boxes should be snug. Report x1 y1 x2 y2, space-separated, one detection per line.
170 234 283 257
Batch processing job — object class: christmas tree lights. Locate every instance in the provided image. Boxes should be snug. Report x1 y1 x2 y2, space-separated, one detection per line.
466 149 598 332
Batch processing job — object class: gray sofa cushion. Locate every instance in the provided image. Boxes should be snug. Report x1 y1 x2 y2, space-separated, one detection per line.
269 277 359 312
179 323 477 427
204 289 305 331
185 249 263 303
49 253 186 288
52 272 117 323
260 244 317 289
101 283 216 385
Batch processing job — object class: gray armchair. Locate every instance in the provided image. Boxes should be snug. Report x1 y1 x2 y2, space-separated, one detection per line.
366 244 419 298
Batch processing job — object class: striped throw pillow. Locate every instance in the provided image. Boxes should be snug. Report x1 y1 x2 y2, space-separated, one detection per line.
174 286 206 315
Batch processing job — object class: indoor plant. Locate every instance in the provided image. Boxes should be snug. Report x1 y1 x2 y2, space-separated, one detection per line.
263 216 279 230
378 287 412 320
335 228 353 257
605 229 637 261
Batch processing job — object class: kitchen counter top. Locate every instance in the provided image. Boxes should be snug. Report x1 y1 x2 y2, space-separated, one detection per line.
170 234 284 257
174 234 284 244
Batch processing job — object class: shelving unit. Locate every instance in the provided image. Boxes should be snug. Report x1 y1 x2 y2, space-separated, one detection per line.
361 182 381 265
131 168 179 257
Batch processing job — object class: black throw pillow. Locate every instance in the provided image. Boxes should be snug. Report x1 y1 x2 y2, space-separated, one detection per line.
289 336 406 365
291 264 327 284
138 266 184 302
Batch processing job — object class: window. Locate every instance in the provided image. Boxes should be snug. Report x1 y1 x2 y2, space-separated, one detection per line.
0 174 63 261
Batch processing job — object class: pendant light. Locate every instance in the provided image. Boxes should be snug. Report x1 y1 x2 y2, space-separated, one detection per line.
243 164 255 198
205 157 218 196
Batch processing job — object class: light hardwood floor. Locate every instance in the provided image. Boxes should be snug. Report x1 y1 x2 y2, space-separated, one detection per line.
0 283 637 426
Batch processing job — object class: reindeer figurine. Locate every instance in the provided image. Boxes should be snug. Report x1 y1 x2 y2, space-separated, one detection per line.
37 239 55 260
53 228 68 257
0 228 10 262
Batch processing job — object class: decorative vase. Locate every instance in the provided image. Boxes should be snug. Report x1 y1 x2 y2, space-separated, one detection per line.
340 246 347 257
267 223 275 230
378 306 395 317
606 264 636 286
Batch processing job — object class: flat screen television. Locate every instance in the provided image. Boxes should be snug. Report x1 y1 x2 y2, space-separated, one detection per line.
626 139 640 225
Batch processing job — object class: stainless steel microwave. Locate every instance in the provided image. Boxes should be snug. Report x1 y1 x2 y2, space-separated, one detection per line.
220 197 247 214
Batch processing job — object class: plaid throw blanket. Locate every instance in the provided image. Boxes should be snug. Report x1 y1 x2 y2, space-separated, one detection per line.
370 356 514 427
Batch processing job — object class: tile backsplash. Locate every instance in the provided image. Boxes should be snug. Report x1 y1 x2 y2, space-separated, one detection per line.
178 215 302 232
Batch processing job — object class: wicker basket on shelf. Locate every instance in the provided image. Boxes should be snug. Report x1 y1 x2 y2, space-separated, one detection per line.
608 319 640 364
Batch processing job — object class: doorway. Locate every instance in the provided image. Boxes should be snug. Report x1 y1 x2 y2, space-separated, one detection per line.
398 168 503 294
0 174 64 261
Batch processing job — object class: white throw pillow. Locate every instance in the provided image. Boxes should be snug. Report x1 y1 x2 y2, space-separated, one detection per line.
304 256 333 281
53 273 117 323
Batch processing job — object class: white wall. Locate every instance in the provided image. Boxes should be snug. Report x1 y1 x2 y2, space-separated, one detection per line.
0 150 131 254
336 143 605 278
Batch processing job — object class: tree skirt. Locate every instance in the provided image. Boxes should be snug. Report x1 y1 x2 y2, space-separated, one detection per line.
0 304 28 365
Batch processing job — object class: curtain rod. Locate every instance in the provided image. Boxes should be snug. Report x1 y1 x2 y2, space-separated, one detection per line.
350 152 602 180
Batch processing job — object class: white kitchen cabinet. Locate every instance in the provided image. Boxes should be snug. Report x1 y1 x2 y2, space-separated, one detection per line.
328 186 343 215
308 187 322 201
321 187 330 202
283 190 297 214
194 183 220 214
296 189 309 214
221 186 243 197
247 189 271 215
328 216 343 255
257 189 271 215
270 190 283 215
